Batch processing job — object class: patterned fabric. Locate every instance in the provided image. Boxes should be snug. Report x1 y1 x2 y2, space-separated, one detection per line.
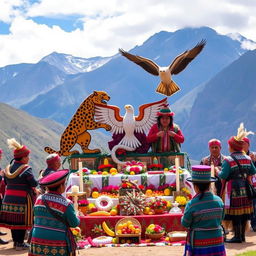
147 123 184 153
219 152 256 221
0 161 37 229
29 192 80 256
182 192 226 256
200 154 225 167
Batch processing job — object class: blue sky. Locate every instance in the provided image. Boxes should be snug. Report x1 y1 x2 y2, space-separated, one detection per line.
0 0 255 67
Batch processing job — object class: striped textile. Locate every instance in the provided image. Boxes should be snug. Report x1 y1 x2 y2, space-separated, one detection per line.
182 192 226 256
219 152 256 221
29 192 80 256
0 161 37 229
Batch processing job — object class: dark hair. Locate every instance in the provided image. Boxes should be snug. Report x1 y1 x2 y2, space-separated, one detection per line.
48 185 62 192
10 158 23 164
193 183 210 200
157 115 173 129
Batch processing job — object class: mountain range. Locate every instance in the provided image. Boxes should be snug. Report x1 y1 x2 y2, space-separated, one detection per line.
0 103 110 173
0 26 255 162
183 49 256 160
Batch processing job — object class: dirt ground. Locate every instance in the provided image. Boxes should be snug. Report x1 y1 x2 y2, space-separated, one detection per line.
0 228 255 256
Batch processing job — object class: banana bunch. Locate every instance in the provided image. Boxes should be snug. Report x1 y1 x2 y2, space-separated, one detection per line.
102 221 115 237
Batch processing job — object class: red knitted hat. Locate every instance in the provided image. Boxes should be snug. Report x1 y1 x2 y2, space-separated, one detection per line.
46 153 61 167
208 139 221 148
14 145 30 158
243 137 250 145
228 136 244 151
39 169 69 188
157 104 174 117
0 148 3 154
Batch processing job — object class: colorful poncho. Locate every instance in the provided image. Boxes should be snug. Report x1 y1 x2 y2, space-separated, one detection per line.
182 192 226 256
29 192 80 256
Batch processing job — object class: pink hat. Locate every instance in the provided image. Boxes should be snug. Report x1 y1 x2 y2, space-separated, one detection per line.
39 169 69 188
208 139 221 148
0 148 3 154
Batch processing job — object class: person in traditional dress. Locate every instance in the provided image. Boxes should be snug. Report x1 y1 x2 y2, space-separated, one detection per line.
29 169 80 256
40 153 61 178
242 137 256 232
0 138 38 250
217 128 256 243
182 165 226 256
0 148 8 245
147 105 184 153
200 139 226 196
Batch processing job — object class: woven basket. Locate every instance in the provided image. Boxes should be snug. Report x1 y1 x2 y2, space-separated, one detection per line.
115 217 141 235
145 231 165 240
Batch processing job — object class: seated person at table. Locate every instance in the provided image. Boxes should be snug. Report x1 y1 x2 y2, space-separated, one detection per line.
147 105 184 153
200 139 225 196
182 165 226 256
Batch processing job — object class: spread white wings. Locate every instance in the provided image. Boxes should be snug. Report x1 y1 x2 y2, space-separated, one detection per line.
95 98 167 134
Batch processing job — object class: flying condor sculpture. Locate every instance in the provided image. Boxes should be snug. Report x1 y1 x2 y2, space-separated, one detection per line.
119 40 206 97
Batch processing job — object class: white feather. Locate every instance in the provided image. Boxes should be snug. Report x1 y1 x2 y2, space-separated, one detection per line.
7 138 22 150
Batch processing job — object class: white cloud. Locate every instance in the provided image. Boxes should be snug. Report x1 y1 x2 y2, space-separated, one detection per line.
0 0 256 67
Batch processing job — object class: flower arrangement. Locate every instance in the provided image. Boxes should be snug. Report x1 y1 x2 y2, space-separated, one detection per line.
168 165 186 174
91 186 119 198
175 195 187 206
148 157 163 171
101 185 119 194
181 187 192 200
120 180 137 189
147 163 163 171
149 197 168 214
78 199 89 206
158 183 176 195
123 160 146 175
71 227 83 241
98 158 114 173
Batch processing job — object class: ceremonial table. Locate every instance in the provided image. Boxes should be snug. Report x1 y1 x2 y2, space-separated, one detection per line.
79 213 184 238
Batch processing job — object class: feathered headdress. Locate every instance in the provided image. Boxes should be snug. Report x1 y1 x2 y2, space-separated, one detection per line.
228 123 254 151
7 138 22 150
7 138 30 158
235 123 254 141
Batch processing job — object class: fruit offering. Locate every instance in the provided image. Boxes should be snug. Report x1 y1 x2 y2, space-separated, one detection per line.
116 220 140 235
146 224 164 234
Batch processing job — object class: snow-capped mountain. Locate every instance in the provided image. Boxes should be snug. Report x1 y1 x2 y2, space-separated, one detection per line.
40 52 113 74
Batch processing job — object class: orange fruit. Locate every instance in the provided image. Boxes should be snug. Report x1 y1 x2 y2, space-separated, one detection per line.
110 209 117 216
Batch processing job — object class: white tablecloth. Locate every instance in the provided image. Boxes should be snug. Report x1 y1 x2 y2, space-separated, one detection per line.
66 171 193 193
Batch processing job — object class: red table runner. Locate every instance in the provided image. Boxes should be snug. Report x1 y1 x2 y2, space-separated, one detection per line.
79 213 184 238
